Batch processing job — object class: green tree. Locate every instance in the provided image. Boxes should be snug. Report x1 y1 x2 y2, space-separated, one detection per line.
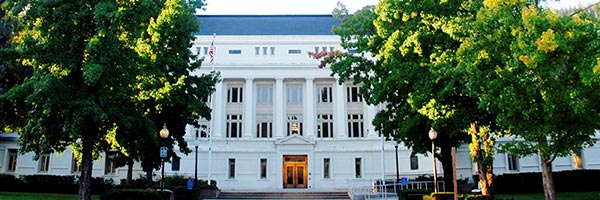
0 0 216 199
457 1 600 200
315 1 491 191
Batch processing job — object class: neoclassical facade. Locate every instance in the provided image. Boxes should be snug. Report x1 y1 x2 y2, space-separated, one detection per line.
1 15 599 191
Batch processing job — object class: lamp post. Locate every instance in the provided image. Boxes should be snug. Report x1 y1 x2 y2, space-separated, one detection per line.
429 127 438 193
394 142 400 197
194 129 200 188
159 123 170 191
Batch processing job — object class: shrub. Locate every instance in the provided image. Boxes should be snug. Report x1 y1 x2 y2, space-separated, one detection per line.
431 192 455 200
0 174 24 192
21 174 78 194
101 189 162 200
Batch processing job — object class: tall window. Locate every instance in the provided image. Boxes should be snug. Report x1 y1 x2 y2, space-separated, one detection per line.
255 47 260 55
38 154 50 173
317 114 334 138
270 47 275 55
286 85 303 104
227 85 244 103
347 86 363 102
323 158 331 179
262 47 268 55
256 115 273 138
72 154 81 174
228 158 236 179
410 155 419 170
7 149 17 172
171 156 180 171
256 85 273 104
105 152 117 175
260 158 268 179
226 115 243 138
347 114 364 137
287 115 303 136
507 153 519 171
354 157 362 178
316 85 333 103
203 47 209 55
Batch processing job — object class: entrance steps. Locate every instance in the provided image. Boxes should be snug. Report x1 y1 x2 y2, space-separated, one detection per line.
212 190 350 199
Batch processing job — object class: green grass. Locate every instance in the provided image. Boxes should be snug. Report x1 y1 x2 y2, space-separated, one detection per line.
0 192 100 200
496 192 600 200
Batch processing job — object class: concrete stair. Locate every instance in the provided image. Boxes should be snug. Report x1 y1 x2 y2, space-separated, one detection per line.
213 191 350 199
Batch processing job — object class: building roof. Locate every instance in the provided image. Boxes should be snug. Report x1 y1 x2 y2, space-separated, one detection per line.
196 15 340 36
0 132 18 141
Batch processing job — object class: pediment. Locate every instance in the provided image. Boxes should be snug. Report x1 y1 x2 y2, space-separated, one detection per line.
274 134 316 145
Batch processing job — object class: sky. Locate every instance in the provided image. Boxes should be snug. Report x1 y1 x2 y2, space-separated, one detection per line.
200 0 600 15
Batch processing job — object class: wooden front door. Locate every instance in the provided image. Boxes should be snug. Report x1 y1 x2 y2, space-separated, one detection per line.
283 155 307 188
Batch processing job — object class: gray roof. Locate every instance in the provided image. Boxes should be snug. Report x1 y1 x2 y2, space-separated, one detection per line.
196 15 340 35
0 132 18 141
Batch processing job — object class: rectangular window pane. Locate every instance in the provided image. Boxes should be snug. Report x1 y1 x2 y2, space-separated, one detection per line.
228 158 236 179
8 149 17 172
105 152 116 174
39 154 50 173
288 49 302 54
260 158 267 179
347 114 364 138
72 154 81 173
263 47 267 55
270 47 275 55
324 158 330 179
355 157 362 178
410 155 419 170
227 115 243 138
172 156 180 171
228 49 242 54
255 47 260 55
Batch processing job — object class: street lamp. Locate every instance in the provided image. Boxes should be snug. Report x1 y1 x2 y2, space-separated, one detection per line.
429 127 438 193
159 123 170 191
394 141 400 197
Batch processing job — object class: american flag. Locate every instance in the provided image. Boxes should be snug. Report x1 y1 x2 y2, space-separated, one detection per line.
208 40 214 65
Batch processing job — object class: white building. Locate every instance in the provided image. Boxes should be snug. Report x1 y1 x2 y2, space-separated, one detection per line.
1 15 600 191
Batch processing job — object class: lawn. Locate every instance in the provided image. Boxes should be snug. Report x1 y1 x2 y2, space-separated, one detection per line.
496 192 600 200
0 192 100 200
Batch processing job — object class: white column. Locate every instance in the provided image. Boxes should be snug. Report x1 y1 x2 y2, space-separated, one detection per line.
304 78 315 138
212 81 224 137
366 104 378 138
334 81 347 138
275 78 285 138
244 78 254 138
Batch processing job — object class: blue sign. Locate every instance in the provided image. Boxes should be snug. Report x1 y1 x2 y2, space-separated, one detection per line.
401 177 408 186
160 147 168 158
187 178 194 190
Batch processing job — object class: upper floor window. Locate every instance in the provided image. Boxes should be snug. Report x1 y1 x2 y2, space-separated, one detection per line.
347 114 364 138
286 85 303 104
39 154 50 173
256 114 273 138
105 152 117 175
228 50 242 54
316 85 333 103
226 115 243 138
227 85 244 103
347 86 363 102
256 85 273 104
287 115 303 136
270 47 275 55
317 114 334 138
203 47 209 55
288 49 302 54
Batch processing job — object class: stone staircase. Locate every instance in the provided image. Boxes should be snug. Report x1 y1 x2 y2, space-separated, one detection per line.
212 191 350 199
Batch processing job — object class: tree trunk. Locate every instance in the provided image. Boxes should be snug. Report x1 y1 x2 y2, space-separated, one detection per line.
126 159 134 185
78 139 93 200
146 169 154 188
440 145 454 192
541 156 556 200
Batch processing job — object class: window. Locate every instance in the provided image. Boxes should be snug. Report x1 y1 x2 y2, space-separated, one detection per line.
287 115 303 136
322 46 327 52
256 115 273 138
260 158 268 179
355 157 362 178
203 47 209 55
171 156 180 171
227 85 244 103
197 123 210 138
323 158 331 179
39 154 50 173
314 47 319 53
347 114 364 138
317 114 334 138
573 148 583 169
410 155 419 170
270 47 275 55
286 85 303 104
105 152 117 175
72 154 81 173
348 49 358 54
7 149 17 172
228 158 236 179
507 153 519 171
288 49 302 54
316 85 333 103
226 115 243 138
347 86 363 102
228 49 242 54
262 47 267 55
330 46 335 52
255 47 260 55
196 47 201 55
256 85 273 104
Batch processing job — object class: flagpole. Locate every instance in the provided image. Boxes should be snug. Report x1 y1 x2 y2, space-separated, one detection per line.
207 33 215 185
